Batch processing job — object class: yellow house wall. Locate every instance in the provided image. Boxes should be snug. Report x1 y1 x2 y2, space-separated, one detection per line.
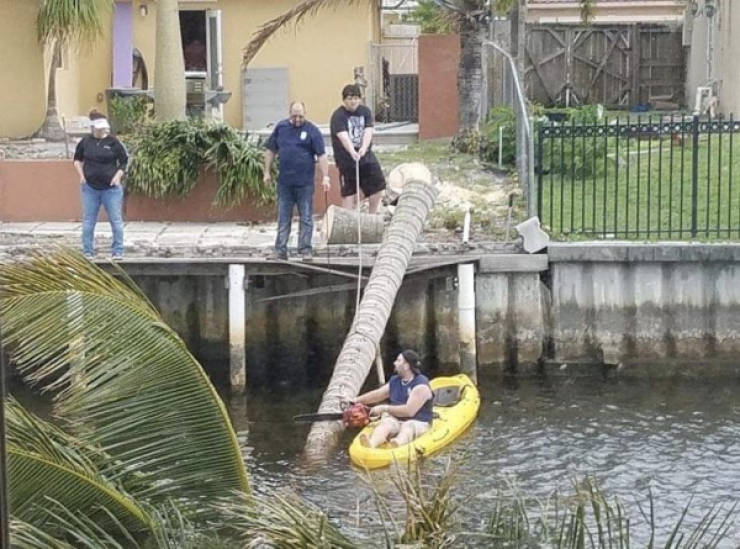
131 0 378 127
55 9 114 122
0 0 378 137
0 0 46 137
219 0 377 126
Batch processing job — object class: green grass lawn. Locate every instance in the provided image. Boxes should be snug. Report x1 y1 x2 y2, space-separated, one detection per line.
538 130 740 241
375 140 524 239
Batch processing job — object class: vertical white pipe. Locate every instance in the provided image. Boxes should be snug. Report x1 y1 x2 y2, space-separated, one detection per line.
457 263 477 383
498 126 504 169
462 207 471 244
228 264 247 393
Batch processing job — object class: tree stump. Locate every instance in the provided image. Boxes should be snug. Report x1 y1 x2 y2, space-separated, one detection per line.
322 205 386 245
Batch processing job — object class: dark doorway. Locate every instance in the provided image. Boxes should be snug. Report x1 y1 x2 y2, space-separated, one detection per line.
180 11 207 72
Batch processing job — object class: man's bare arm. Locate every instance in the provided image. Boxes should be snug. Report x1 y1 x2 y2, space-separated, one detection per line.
263 149 275 183
354 384 390 405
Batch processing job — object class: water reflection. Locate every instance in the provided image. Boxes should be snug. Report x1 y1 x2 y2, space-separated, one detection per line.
229 373 740 546
9 371 740 545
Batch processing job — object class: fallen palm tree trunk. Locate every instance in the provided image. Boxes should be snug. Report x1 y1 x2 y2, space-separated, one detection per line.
304 163 438 463
322 205 386 245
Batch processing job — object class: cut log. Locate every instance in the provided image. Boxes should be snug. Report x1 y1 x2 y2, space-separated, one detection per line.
322 205 386 245
304 162 437 464
385 162 431 205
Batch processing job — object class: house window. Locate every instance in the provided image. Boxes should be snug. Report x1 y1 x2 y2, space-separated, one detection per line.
180 10 207 73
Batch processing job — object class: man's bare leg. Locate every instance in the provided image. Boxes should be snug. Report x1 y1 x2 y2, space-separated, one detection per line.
391 422 417 447
342 194 358 210
368 191 383 214
365 417 398 448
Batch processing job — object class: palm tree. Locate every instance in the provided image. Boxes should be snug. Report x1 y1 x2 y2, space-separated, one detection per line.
243 0 594 136
35 0 111 141
304 164 438 462
0 251 249 544
154 0 187 121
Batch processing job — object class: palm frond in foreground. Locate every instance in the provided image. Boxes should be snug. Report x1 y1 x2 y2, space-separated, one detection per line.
0 250 250 516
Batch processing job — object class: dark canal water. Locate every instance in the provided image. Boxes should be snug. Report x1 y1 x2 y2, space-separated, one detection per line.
10 370 740 546
229 372 740 547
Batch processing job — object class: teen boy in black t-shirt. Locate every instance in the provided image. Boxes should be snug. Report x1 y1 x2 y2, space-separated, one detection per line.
330 84 386 213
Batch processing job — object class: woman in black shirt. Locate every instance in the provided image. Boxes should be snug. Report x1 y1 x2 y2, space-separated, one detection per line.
73 114 128 259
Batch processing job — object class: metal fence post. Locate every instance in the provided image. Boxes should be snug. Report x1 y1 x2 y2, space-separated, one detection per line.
537 122 544 221
691 114 700 237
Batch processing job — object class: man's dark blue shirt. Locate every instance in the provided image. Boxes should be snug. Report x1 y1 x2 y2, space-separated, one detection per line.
265 120 325 186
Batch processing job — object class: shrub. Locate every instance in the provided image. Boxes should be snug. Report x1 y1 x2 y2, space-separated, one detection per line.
481 106 517 166
537 104 609 178
405 0 457 33
109 95 152 136
125 120 275 208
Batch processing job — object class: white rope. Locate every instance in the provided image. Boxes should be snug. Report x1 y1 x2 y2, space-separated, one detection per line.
355 158 362 312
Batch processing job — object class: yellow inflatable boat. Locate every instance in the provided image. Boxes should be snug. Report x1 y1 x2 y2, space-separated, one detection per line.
349 374 480 470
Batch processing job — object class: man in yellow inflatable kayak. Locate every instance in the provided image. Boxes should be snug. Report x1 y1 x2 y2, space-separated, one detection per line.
352 349 433 448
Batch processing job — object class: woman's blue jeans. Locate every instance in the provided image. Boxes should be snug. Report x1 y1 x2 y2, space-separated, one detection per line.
81 182 124 256
275 183 314 256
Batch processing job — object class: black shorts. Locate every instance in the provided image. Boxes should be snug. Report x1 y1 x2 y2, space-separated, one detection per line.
339 157 386 198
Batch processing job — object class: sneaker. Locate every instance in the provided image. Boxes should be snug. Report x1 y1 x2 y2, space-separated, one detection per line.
83 253 94 260
301 250 313 262
111 254 124 261
269 250 288 261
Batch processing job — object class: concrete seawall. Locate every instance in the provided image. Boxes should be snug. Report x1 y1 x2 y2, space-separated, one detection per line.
549 243 740 373
38 243 740 385
124 244 740 384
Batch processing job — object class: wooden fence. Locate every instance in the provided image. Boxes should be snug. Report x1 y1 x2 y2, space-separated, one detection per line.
524 24 685 108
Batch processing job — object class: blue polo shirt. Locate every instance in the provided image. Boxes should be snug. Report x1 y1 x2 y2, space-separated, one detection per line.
264 119 325 187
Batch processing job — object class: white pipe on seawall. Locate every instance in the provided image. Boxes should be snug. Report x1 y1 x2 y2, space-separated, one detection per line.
228 264 247 393
462 207 471 245
457 263 477 383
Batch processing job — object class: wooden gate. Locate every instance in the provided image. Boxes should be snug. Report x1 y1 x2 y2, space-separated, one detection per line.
524 24 684 108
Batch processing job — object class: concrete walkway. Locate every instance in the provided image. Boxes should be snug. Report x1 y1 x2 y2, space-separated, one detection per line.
0 221 280 258
0 220 512 260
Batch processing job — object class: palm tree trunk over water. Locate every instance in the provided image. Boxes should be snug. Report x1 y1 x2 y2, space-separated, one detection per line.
154 0 186 121
304 164 438 464
37 40 66 141
457 14 486 134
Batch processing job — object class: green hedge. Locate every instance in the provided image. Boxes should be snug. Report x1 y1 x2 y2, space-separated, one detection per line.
125 120 275 209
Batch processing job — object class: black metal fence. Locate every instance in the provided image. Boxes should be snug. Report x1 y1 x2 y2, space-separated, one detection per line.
536 115 740 240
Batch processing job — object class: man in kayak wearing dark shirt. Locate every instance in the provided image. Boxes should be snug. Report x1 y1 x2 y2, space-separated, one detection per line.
73 114 128 259
264 101 330 261
352 349 433 448
330 84 386 214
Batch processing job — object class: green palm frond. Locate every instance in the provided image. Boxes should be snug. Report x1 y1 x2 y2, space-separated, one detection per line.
243 0 361 65
9 517 75 549
216 490 358 549
36 0 111 47
27 499 141 549
6 398 153 533
0 250 250 515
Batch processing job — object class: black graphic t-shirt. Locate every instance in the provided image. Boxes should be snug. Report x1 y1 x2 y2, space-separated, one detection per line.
73 134 128 190
330 104 375 170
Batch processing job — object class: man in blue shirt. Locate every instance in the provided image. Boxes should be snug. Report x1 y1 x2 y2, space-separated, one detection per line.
264 102 330 261
351 349 433 448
